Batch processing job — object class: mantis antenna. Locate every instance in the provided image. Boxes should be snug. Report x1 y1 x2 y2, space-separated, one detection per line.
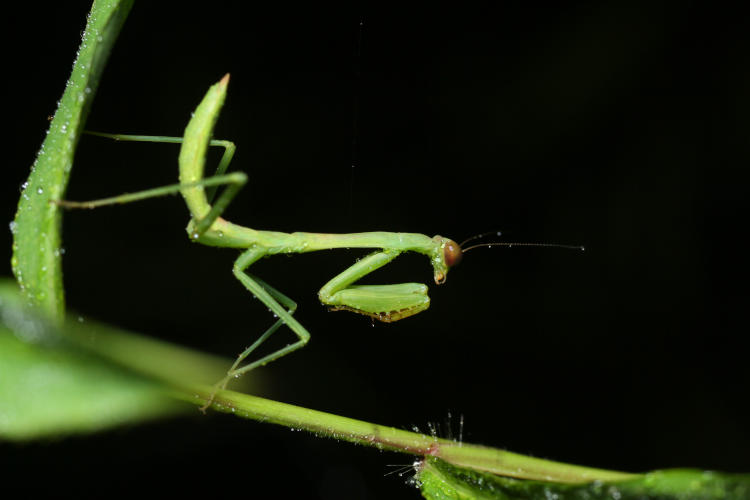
456 230 584 256
459 231 503 248
461 242 586 253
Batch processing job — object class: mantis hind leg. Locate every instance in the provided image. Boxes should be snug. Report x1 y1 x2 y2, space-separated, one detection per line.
318 250 431 322
82 132 236 203
55 132 245 240
55 133 239 208
201 247 310 410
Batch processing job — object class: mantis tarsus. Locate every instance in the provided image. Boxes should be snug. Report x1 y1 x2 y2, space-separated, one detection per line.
59 74 465 403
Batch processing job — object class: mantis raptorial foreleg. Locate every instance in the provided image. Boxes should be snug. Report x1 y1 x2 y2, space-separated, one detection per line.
319 250 431 322
57 75 466 406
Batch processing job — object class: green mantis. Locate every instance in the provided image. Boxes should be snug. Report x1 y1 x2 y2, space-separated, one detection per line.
59 74 464 400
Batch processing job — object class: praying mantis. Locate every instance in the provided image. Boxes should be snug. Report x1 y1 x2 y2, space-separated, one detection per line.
59 74 467 402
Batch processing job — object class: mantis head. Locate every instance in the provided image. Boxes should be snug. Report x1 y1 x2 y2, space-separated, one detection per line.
431 236 463 285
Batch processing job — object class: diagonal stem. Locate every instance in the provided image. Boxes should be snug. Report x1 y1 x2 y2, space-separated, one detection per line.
179 385 640 484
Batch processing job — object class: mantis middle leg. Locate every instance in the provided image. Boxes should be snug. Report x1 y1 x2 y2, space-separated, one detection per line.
224 248 310 376
201 247 309 410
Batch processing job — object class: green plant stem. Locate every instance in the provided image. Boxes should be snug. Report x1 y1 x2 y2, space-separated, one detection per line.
183 386 639 484
11 0 133 321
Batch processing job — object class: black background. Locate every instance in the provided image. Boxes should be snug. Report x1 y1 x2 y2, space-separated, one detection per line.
3 2 749 498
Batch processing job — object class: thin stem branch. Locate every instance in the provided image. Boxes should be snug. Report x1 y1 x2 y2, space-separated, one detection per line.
178 385 640 484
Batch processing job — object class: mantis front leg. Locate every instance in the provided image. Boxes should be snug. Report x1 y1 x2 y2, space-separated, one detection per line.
319 250 431 322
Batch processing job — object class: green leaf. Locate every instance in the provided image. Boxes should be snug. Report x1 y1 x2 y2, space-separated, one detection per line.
0 280 182 440
0 278 251 440
11 0 133 321
417 457 750 500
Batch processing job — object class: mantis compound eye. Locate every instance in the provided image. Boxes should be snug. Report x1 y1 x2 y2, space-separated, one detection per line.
443 240 463 268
